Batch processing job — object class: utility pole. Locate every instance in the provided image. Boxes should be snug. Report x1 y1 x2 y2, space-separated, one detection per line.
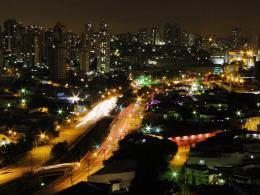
30 152 33 172
87 159 90 176
70 168 73 186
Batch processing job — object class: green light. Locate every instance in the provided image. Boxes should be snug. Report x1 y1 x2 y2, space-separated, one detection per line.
172 171 177 178
57 109 63 115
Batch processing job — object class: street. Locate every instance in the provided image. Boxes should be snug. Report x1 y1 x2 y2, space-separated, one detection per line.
36 102 144 195
0 97 118 186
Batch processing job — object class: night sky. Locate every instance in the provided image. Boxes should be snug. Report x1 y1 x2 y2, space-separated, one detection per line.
0 0 260 36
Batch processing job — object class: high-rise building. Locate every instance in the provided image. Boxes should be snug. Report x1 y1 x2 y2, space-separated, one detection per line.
4 19 18 52
187 33 202 47
0 26 4 72
96 22 110 73
163 23 181 45
85 23 94 43
49 41 66 81
23 25 43 66
151 27 160 45
79 47 90 73
138 28 149 44
232 27 242 49
48 22 67 81
79 32 91 73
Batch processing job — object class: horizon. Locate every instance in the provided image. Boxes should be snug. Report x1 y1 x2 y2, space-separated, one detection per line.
0 0 260 37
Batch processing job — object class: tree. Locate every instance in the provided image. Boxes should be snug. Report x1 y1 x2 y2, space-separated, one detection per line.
50 141 68 161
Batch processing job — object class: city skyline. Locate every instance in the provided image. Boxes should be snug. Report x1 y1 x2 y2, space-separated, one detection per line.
0 0 260 36
0 1 260 195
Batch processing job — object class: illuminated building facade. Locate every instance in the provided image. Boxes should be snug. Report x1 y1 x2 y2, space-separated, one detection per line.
4 19 17 52
227 50 254 68
23 25 43 66
79 39 90 73
85 23 94 46
0 26 3 72
151 27 160 45
232 27 242 50
96 22 110 73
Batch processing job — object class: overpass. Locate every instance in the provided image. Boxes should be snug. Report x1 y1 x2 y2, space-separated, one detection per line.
34 162 80 178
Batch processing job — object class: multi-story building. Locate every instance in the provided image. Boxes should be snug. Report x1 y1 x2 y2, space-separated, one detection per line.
23 25 43 66
79 34 91 73
163 23 181 45
96 22 110 73
151 27 160 45
48 22 67 81
4 19 18 52
85 23 94 45
49 41 66 81
0 26 4 72
232 27 242 50
138 28 149 44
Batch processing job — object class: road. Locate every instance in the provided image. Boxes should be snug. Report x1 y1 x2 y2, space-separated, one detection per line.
0 97 118 186
36 102 144 195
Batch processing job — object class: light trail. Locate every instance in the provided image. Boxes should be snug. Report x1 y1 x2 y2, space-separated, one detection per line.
0 97 118 186
76 97 118 128
36 103 144 195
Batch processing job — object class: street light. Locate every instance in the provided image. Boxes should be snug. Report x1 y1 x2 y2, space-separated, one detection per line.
21 88 26 94
40 132 46 140
21 99 26 104
145 125 151 132
236 110 242 117
172 171 178 178
57 109 63 115
69 94 80 104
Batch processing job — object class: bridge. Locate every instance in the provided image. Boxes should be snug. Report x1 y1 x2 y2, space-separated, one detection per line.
34 162 80 177
168 132 220 146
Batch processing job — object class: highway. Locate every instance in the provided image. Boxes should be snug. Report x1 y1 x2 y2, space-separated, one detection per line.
0 97 118 186
36 102 144 195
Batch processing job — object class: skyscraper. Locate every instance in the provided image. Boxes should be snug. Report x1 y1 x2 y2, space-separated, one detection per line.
151 27 160 45
23 25 42 66
138 28 149 44
96 22 110 73
48 41 66 81
48 22 67 81
163 23 181 45
4 19 17 52
232 27 242 50
85 23 94 44
0 26 4 72
79 47 90 73
79 32 91 73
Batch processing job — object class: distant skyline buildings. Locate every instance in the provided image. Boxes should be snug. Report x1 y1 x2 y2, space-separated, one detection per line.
0 17 259 81
1 0 260 37
96 22 110 73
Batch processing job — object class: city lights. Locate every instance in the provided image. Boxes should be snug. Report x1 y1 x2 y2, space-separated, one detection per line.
0 5 259 194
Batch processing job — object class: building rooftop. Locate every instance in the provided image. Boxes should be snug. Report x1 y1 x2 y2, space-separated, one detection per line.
93 160 136 175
